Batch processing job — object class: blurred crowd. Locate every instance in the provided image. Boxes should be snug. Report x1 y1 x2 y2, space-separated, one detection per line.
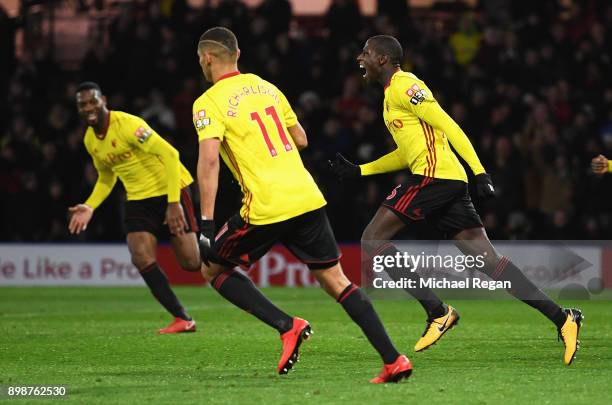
1 0 612 242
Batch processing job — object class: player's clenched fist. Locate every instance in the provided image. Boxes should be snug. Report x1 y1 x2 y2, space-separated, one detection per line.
591 154 609 174
68 204 93 234
329 153 361 181
164 202 188 236
475 173 495 200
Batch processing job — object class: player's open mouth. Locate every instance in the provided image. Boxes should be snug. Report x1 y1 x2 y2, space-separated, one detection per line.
359 63 366 78
87 113 98 123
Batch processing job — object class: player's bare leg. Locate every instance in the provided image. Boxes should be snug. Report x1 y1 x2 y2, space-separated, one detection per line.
312 263 412 383
454 227 582 365
362 207 457 351
127 232 195 333
362 206 406 242
201 261 304 374
170 232 201 272
362 207 447 313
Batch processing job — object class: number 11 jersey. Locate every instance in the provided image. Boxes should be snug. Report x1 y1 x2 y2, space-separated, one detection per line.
192 71 326 225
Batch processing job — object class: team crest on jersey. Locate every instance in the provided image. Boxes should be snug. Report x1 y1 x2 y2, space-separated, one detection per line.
193 109 211 130
133 126 153 144
406 84 427 105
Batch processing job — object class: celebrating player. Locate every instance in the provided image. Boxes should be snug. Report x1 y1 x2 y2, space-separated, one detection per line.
193 27 411 383
591 154 611 174
329 35 582 365
69 82 199 334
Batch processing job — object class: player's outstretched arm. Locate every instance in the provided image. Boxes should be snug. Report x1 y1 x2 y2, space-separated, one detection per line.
329 149 409 181
197 138 221 265
591 154 611 174
287 122 308 150
68 167 116 234
359 149 408 176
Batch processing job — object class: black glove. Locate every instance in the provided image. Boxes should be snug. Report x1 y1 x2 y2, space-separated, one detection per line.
199 219 216 266
475 173 495 200
328 152 361 181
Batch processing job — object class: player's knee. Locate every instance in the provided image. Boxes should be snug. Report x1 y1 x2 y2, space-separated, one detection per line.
361 227 386 255
127 235 156 270
201 263 224 282
313 265 351 298
179 256 202 273
361 227 377 252
131 254 155 271
455 226 487 241
201 266 215 282
361 224 377 243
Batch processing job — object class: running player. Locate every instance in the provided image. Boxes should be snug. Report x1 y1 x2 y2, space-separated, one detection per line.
329 35 582 365
69 82 199 334
193 27 411 382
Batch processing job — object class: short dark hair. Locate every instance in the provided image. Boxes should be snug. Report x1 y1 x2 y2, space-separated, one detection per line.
76 81 102 94
368 35 403 66
198 26 238 57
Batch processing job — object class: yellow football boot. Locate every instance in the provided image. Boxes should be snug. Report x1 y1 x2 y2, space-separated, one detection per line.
558 308 583 365
414 305 460 352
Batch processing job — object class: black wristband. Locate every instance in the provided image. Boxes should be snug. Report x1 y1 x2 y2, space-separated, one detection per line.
200 219 215 238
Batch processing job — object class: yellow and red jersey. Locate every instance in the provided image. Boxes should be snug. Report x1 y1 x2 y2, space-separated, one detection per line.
84 111 192 204
192 71 326 225
373 70 485 182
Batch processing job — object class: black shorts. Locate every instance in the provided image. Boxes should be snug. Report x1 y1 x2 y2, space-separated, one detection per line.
382 175 483 238
124 187 199 240
211 207 341 270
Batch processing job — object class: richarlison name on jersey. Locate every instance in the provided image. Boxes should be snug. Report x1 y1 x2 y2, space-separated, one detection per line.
372 277 511 291
227 84 280 117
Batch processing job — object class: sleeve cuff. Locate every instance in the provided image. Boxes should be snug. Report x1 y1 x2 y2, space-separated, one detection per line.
83 199 99 210
359 164 371 176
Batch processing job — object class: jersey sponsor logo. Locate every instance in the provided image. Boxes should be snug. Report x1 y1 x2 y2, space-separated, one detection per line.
193 109 211 130
406 84 427 105
104 150 134 166
133 126 153 144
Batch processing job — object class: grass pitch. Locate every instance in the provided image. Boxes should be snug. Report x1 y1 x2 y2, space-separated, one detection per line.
1 287 611 404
